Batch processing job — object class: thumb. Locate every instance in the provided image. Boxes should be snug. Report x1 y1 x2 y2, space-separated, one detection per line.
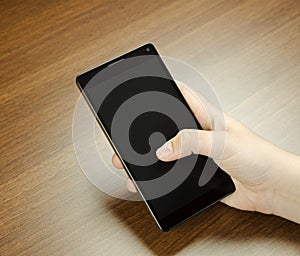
156 129 214 162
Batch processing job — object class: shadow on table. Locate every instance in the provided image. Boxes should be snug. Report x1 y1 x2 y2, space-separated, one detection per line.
104 198 300 255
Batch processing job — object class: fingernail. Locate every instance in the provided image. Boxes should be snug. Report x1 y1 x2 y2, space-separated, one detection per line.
156 142 173 159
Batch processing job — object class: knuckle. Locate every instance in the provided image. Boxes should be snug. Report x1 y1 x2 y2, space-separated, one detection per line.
177 129 188 143
177 130 184 140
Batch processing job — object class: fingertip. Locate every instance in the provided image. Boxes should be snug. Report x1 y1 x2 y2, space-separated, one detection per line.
156 142 174 161
112 154 123 169
156 145 164 159
126 179 137 193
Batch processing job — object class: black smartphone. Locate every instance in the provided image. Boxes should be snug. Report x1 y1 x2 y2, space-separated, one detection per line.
76 43 235 231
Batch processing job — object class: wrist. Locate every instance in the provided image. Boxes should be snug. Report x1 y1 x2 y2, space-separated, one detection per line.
270 148 300 223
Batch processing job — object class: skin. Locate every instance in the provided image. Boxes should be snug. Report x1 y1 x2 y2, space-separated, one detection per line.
112 83 300 224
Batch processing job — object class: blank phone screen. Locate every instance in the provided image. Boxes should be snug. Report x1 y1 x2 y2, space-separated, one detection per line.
76 44 235 231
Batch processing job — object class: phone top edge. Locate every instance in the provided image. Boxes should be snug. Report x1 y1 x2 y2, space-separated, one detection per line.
75 42 157 83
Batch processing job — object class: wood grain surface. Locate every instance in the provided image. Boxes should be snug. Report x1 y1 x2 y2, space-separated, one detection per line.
1 0 300 255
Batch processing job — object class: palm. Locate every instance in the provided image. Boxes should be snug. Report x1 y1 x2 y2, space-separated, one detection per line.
178 84 276 214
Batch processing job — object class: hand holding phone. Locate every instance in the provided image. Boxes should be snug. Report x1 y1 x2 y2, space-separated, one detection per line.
113 81 297 224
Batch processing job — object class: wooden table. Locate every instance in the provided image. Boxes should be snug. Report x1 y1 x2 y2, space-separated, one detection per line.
1 0 299 255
